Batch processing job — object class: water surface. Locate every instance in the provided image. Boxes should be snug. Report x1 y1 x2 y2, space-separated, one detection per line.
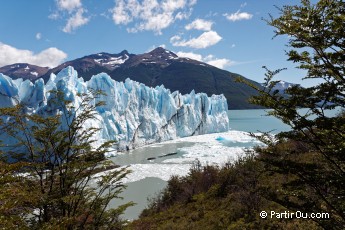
112 108 340 219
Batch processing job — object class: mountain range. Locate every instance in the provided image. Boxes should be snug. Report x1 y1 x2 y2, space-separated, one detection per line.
269 80 298 94
0 47 270 109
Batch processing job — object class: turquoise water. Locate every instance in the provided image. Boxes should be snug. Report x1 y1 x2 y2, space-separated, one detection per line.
228 108 340 133
109 177 167 220
228 109 290 133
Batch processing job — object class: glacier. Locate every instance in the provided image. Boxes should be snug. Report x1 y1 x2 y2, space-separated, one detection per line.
0 66 229 152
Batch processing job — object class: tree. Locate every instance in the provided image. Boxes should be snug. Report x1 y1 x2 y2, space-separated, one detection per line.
0 89 133 229
240 0 345 229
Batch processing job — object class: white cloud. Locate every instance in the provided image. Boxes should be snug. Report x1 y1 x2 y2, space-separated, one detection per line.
175 10 192 20
176 51 202 61
112 0 132 25
240 2 247 8
176 51 235 69
204 54 235 68
224 10 253 22
56 0 82 12
63 8 89 33
111 0 197 34
36 33 42 40
51 0 89 33
185 19 213 31
188 0 197 6
48 12 60 20
162 0 187 12
0 43 67 68
170 31 222 49
206 58 235 69
205 11 218 18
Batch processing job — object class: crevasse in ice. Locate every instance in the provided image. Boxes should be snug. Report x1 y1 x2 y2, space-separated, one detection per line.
0 66 229 151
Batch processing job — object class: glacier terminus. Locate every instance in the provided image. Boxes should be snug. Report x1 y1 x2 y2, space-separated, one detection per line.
0 66 229 153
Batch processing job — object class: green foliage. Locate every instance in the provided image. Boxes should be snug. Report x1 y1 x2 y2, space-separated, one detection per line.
0 90 133 229
239 0 345 229
130 154 320 229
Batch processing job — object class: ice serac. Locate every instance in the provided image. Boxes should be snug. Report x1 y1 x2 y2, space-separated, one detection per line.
0 66 229 151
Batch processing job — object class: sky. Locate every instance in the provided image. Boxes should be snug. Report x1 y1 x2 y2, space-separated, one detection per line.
0 0 316 86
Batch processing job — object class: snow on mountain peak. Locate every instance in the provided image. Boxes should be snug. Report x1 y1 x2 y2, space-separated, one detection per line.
151 47 178 57
0 66 229 152
92 52 130 69
273 80 298 93
261 80 297 93
30 71 38 76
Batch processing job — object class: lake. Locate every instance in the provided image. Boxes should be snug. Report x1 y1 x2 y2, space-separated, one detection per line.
228 109 290 133
109 108 339 220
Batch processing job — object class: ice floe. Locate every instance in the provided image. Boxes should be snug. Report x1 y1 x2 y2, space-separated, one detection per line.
113 130 263 183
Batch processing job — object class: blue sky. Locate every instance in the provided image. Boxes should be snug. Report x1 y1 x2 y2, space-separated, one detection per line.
0 0 315 86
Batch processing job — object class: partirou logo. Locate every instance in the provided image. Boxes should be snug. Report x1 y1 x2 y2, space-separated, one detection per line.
260 210 330 219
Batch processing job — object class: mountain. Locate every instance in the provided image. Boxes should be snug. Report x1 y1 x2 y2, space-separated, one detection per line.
0 63 49 81
0 67 229 152
41 50 134 82
270 80 299 93
0 47 263 109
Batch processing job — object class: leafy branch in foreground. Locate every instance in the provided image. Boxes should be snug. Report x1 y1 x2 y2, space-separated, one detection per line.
0 89 133 229
239 0 345 229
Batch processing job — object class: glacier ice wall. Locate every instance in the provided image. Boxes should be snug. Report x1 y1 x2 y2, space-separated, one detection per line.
0 66 229 151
